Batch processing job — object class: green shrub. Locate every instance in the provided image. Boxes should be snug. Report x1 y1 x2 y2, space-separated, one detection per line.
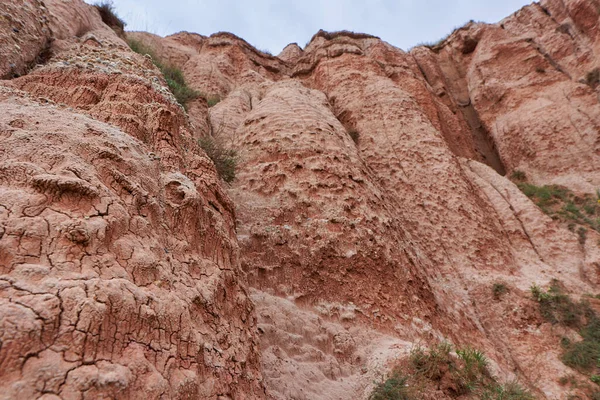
481 381 536 400
562 340 600 370
558 374 577 386
94 1 125 33
206 95 221 107
370 371 412 400
127 38 154 56
516 182 600 234
161 64 200 107
532 281 600 375
127 38 200 109
198 137 238 183
510 170 527 182
591 375 600 385
456 347 490 393
410 342 452 381
530 280 586 327
411 343 488 394
562 316 600 371
517 183 568 211
409 343 534 397
493 283 509 299
397 343 535 398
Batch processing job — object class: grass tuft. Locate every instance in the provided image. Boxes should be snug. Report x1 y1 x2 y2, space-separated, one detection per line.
127 38 200 109
530 280 588 327
198 137 238 183
370 370 412 400
93 1 125 33
531 280 600 379
516 183 568 211
510 170 527 182
493 282 509 300
516 181 600 235
410 342 453 381
206 95 221 107
402 343 535 398
481 381 536 400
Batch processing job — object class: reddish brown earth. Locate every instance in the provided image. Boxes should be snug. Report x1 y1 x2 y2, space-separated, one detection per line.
1 0 600 399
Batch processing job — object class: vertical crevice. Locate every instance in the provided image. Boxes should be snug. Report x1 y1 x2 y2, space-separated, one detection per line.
459 101 506 176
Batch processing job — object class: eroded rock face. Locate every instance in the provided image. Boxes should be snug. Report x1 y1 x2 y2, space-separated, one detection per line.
134 2 600 398
0 88 265 399
0 0 52 79
2 0 600 399
411 0 600 192
0 1 265 399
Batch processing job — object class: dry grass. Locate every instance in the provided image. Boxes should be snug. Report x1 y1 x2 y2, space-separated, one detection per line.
198 137 238 183
93 1 125 34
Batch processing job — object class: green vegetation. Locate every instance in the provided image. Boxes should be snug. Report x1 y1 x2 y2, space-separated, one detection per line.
530 281 588 327
93 1 125 34
206 95 221 107
455 347 491 394
370 370 411 400
512 178 600 236
510 170 527 182
410 342 454 382
516 183 569 212
370 342 534 399
493 282 509 300
198 137 238 183
127 38 200 109
162 64 200 107
480 381 536 400
562 318 600 371
531 281 600 392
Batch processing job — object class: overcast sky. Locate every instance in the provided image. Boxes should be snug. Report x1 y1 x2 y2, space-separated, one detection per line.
97 0 534 53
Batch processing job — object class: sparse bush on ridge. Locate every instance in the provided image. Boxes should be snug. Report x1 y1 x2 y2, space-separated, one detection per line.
198 137 238 183
127 38 200 109
93 1 125 34
127 38 223 109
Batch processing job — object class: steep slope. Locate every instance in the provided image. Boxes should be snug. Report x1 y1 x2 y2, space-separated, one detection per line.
0 1 265 399
412 0 600 192
126 1 600 398
2 0 600 399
